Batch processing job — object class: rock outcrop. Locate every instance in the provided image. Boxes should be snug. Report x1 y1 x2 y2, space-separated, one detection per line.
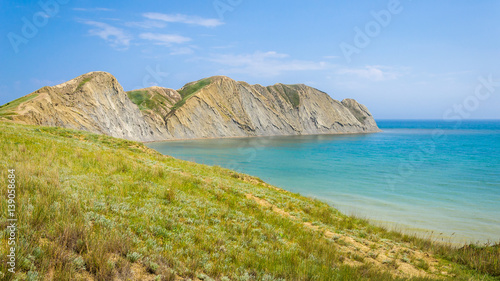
2 72 160 141
0 72 380 141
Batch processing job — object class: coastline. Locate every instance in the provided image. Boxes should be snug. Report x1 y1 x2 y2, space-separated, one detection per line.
146 122 500 245
142 129 383 143
1 121 499 280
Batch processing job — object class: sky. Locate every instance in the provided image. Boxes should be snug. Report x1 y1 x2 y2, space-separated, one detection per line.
1 0 499 119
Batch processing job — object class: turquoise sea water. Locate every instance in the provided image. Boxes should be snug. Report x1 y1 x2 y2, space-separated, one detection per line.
147 120 500 244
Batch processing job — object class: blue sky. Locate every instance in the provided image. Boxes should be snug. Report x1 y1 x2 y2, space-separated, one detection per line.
1 0 499 119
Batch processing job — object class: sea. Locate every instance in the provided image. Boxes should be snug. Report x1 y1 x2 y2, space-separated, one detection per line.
146 120 500 244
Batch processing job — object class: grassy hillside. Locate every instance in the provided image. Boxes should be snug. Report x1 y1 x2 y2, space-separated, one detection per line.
127 78 212 116
280 85 301 108
0 122 498 281
172 78 213 111
177 78 213 100
127 90 175 115
0 93 39 119
266 84 302 109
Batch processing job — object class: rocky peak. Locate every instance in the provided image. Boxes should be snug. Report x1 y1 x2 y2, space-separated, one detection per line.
1 72 380 141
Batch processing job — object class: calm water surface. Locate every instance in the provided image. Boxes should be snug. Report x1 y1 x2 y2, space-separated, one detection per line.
147 120 500 244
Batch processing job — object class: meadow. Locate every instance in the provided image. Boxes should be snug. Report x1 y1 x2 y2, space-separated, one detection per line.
0 122 498 280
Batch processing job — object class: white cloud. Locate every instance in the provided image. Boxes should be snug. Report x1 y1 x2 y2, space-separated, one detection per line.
207 51 328 77
83 21 132 49
337 65 405 81
139 32 191 46
125 20 167 29
143 13 224 27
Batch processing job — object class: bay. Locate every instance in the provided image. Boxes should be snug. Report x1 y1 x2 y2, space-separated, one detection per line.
147 120 500 244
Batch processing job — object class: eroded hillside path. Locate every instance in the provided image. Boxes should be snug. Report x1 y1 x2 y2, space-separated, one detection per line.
245 193 451 279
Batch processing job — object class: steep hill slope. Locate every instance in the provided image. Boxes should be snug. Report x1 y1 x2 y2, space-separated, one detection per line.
1 122 498 280
1 72 380 141
134 76 380 139
0 72 161 141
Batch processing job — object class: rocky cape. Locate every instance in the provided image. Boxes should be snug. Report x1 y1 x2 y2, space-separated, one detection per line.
0 72 380 142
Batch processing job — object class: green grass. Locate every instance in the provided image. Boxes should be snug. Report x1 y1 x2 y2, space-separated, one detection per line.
171 78 213 111
127 90 174 115
267 84 301 108
177 78 212 100
0 122 498 280
386 233 500 276
0 93 39 116
75 77 92 92
281 84 301 108
170 99 186 111
127 90 151 111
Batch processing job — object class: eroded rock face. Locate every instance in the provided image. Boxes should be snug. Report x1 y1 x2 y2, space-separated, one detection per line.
3 72 380 141
156 76 381 139
9 72 161 141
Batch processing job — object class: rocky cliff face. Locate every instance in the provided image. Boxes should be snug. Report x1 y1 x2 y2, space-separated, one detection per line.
2 72 161 141
137 76 380 139
0 72 380 141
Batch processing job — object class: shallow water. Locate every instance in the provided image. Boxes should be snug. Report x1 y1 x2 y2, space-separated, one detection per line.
147 120 500 244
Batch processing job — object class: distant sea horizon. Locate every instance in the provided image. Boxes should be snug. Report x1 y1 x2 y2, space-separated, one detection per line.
147 120 500 244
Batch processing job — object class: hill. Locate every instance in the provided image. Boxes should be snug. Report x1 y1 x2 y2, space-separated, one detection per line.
0 122 498 280
0 72 380 141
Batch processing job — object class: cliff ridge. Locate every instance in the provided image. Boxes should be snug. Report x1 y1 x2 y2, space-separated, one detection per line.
0 72 380 141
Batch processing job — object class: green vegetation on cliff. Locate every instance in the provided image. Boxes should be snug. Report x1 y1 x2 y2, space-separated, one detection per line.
178 78 212 99
0 93 39 118
76 77 92 92
127 90 174 115
267 84 301 108
127 90 153 110
280 84 301 108
0 122 498 280
172 78 212 111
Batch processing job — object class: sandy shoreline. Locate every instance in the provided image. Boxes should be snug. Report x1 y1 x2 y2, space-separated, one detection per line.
142 130 382 143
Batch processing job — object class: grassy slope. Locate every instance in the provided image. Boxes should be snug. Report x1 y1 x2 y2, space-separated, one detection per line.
0 122 498 281
0 93 39 118
266 84 301 109
127 90 174 113
0 76 91 119
280 85 301 108
126 80 210 116
75 77 92 92
172 78 212 111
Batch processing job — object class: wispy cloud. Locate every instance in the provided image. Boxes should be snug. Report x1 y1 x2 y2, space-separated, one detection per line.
207 51 328 77
125 20 167 29
337 65 406 81
143 13 224 27
139 32 191 46
83 21 132 49
78 12 221 54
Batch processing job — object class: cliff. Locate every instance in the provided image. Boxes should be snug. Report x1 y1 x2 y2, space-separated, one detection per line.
0 72 160 141
0 72 380 141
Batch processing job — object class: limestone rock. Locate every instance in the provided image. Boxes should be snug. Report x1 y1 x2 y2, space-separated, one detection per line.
4 72 160 141
1 72 380 141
